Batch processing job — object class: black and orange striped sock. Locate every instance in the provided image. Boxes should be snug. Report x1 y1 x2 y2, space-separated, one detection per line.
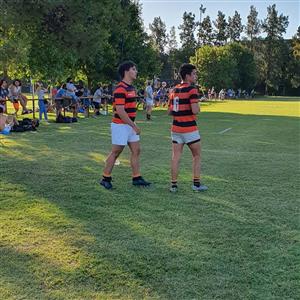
132 174 142 181
171 181 177 188
193 177 200 187
102 173 112 182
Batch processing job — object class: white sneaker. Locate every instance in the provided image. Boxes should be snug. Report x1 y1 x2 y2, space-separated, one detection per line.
192 184 208 192
169 186 178 193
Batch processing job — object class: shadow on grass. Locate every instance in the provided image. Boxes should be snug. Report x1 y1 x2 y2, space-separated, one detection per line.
1 111 299 299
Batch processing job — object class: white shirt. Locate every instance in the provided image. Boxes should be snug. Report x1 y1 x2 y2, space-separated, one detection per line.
145 85 153 101
93 88 103 103
66 82 76 95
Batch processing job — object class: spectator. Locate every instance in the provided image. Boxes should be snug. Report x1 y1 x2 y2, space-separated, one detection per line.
55 84 68 118
158 81 168 107
66 77 78 118
208 88 212 100
8 79 29 115
0 79 9 113
36 82 49 123
219 89 225 100
145 80 154 120
93 84 103 117
0 106 18 135
237 88 242 98
211 87 216 100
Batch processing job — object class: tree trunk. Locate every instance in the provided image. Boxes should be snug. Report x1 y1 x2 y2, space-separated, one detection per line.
3 66 8 80
265 83 268 95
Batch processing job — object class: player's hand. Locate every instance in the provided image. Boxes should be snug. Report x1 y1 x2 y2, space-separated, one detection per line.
133 125 141 135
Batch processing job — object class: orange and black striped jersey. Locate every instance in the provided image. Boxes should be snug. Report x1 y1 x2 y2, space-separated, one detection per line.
112 81 137 124
168 83 200 133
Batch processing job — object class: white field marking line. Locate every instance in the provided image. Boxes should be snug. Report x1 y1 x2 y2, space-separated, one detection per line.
218 127 232 134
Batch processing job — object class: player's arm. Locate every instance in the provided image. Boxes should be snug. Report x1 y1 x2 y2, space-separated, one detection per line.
115 89 140 134
116 105 140 134
190 89 200 115
167 92 173 115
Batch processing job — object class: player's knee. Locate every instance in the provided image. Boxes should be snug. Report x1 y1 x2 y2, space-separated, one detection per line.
111 149 122 158
131 147 141 156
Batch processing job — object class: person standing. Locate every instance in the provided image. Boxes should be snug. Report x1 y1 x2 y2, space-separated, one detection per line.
168 63 208 193
93 84 103 117
36 82 49 123
100 61 151 189
145 80 154 120
66 77 78 118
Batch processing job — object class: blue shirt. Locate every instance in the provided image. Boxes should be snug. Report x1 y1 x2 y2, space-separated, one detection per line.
55 88 66 99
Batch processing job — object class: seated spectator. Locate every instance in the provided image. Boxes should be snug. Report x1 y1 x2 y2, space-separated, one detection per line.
0 79 9 113
8 79 29 115
0 106 18 135
51 85 58 99
81 86 91 117
55 84 68 117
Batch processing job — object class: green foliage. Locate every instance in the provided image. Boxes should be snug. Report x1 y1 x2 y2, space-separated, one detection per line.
228 11 243 42
178 12 197 50
149 16 168 54
0 0 159 85
227 43 257 89
213 11 228 45
191 43 256 90
245 6 261 42
191 45 236 90
198 16 214 46
261 4 289 94
167 26 178 53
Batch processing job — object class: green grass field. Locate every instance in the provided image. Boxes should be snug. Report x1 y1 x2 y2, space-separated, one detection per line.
1 98 300 299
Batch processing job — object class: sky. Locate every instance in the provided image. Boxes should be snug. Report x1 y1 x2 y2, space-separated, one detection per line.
140 0 300 40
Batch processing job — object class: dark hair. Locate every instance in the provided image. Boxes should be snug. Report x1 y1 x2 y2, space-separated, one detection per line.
13 79 21 86
0 106 4 113
179 63 196 80
66 77 72 83
61 83 66 89
0 79 7 87
118 61 136 79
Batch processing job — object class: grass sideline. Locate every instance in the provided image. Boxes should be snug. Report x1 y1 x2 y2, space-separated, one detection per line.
1 99 300 299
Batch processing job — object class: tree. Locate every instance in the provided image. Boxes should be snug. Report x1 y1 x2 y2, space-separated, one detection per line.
0 0 31 78
191 45 237 90
292 26 300 59
213 11 228 45
245 6 261 43
167 26 178 53
149 17 168 54
178 12 197 62
289 27 300 89
178 12 197 49
228 11 243 42
261 4 289 94
227 43 256 89
198 16 214 46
